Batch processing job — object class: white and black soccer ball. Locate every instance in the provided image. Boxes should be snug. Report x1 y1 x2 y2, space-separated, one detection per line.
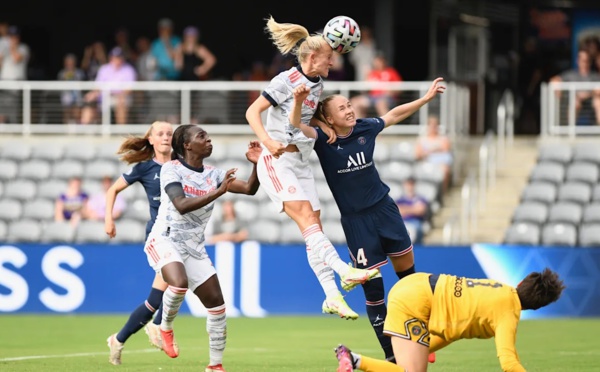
322 15 361 54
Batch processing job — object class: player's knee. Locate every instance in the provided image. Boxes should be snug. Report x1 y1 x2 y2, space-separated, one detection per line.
200 292 225 309
169 274 188 289
362 277 385 302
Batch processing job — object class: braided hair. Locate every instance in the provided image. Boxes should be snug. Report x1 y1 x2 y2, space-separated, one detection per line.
171 124 195 160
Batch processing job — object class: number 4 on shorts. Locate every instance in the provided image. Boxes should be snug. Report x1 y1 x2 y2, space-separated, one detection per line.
356 248 368 266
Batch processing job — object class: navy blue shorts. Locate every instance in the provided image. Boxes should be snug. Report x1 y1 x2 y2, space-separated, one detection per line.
340 195 413 270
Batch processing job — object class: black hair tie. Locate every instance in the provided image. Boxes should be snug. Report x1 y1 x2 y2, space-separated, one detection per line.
295 37 306 49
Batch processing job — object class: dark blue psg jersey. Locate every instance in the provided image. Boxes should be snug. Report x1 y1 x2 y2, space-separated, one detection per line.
313 118 390 215
122 159 163 234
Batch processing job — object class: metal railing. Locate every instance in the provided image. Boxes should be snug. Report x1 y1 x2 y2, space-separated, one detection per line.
541 81 600 138
0 80 470 137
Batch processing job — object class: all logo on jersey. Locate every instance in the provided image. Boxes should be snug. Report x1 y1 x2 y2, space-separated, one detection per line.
338 151 373 174
358 136 366 145
154 173 160 180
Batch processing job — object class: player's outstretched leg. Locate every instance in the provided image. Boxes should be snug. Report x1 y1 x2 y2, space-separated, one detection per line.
322 294 359 320
205 303 227 372
335 344 358 372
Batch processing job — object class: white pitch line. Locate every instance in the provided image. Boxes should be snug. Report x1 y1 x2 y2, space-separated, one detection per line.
0 347 272 363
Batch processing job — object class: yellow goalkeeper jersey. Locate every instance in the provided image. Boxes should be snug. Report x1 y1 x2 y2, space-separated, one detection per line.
429 274 524 372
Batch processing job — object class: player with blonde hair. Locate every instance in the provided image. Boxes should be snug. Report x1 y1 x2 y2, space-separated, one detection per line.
106 121 173 365
246 16 379 320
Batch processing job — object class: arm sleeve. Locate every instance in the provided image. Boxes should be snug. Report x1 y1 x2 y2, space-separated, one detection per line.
262 75 292 107
494 317 526 372
362 117 385 134
161 162 182 191
122 163 142 185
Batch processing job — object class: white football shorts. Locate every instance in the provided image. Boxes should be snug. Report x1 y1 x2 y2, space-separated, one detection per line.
257 149 320 213
144 234 216 291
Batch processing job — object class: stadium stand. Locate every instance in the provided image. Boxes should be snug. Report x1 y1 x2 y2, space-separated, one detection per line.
0 136 450 244
505 142 600 247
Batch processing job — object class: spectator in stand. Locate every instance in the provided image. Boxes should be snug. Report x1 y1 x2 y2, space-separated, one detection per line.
0 26 29 123
550 49 600 126
207 200 249 244
348 25 377 82
177 26 217 81
55 177 89 227
151 18 181 81
415 114 453 193
0 22 9 69
114 27 136 65
81 41 107 81
135 36 157 81
350 53 402 118
395 177 428 245
327 52 348 81
57 53 85 124
80 47 137 125
84 175 127 221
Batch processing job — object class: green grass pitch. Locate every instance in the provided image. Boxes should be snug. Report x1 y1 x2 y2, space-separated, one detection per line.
0 315 598 371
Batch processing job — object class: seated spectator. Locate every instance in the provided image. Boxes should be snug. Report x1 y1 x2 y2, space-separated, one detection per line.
80 47 137 125
396 177 428 245
415 114 453 192
207 200 248 244
55 177 88 227
350 53 402 118
57 53 85 124
550 49 600 125
84 175 126 221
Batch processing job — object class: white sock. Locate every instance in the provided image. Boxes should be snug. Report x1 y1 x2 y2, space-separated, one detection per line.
206 304 227 366
306 244 341 298
160 285 187 331
351 352 361 369
302 224 350 276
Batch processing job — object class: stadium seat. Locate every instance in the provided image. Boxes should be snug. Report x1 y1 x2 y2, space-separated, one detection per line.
373 142 390 162
234 199 260 221
547 202 583 225
112 219 146 243
51 159 84 179
0 182 3 198
0 220 6 241
256 199 283 222
557 182 592 205
386 181 404 200
36 179 68 200
75 220 110 243
226 140 252 160
248 219 281 243
511 202 548 225
18 159 52 181
415 181 439 204
578 223 600 247
83 160 118 180
0 159 18 181
7 219 42 242
320 201 341 223
121 199 150 222
388 141 416 163
0 141 31 162
529 162 565 184
537 143 572 164
520 182 557 204
95 141 121 160
504 222 540 245
583 204 600 224
413 162 445 185
593 185 600 202
380 161 413 182
565 162 599 185
4 179 36 201
279 220 303 243
321 220 347 244
40 221 76 243
63 142 97 162
573 143 600 165
207 139 228 163
315 181 335 203
22 199 55 221
0 199 22 221
220 159 251 181
31 144 64 162
541 223 577 247
82 179 103 196
119 181 145 202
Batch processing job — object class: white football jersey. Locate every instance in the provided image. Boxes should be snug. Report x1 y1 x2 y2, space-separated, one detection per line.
263 66 324 161
152 159 226 258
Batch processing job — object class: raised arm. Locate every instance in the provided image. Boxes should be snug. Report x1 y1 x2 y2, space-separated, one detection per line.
165 169 236 215
227 141 261 195
289 84 317 139
381 78 446 128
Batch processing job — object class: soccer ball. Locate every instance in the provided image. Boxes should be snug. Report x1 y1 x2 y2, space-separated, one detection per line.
322 15 361 54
